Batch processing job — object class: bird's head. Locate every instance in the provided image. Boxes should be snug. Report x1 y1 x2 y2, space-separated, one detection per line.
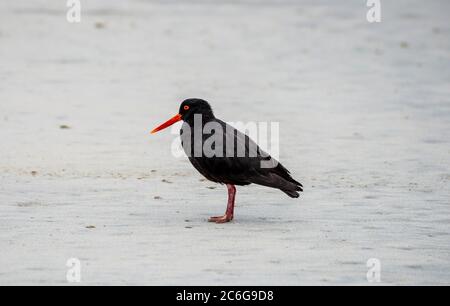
151 98 214 134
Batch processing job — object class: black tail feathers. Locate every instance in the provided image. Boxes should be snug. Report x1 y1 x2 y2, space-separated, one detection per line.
281 181 303 198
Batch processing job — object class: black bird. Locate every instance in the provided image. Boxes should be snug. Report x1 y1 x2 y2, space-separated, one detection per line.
151 98 303 223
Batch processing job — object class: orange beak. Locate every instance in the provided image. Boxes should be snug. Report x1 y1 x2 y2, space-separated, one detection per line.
151 114 182 134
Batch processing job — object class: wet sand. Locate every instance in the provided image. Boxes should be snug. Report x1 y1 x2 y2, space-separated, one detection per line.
0 0 449 285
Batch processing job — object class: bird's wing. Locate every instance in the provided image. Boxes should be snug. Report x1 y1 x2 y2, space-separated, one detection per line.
187 119 302 196
220 120 303 195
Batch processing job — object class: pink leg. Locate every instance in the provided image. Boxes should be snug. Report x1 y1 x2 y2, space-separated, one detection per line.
208 184 236 223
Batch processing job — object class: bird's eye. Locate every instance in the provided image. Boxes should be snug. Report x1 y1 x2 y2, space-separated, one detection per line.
183 105 190 111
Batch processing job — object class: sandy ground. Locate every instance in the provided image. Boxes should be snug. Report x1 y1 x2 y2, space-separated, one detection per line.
0 0 449 285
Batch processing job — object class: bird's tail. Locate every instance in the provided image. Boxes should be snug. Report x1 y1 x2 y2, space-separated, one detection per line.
281 189 302 198
274 163 303 198
250 163 303 198
280 176 303 198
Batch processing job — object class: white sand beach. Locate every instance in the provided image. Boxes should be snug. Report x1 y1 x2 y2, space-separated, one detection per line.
0 0 449 285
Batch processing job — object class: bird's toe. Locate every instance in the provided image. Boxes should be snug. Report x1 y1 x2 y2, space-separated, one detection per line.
208 215 233 223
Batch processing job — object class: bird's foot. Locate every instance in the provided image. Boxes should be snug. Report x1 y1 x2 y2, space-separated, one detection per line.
208 214 233 223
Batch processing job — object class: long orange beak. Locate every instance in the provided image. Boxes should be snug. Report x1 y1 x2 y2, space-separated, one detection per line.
151 114 182 134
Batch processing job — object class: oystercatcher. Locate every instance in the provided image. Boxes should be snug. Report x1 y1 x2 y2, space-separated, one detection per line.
151 98 303 223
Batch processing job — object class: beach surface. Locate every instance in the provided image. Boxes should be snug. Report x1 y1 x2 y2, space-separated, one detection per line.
0 0 449 285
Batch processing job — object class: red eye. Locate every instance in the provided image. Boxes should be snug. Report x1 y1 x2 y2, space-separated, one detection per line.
183 105 190 111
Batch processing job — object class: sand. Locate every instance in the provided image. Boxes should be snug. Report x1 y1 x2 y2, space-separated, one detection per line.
0 0 449 285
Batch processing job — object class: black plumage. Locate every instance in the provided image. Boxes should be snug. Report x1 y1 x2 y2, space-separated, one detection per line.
151 98 303 223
